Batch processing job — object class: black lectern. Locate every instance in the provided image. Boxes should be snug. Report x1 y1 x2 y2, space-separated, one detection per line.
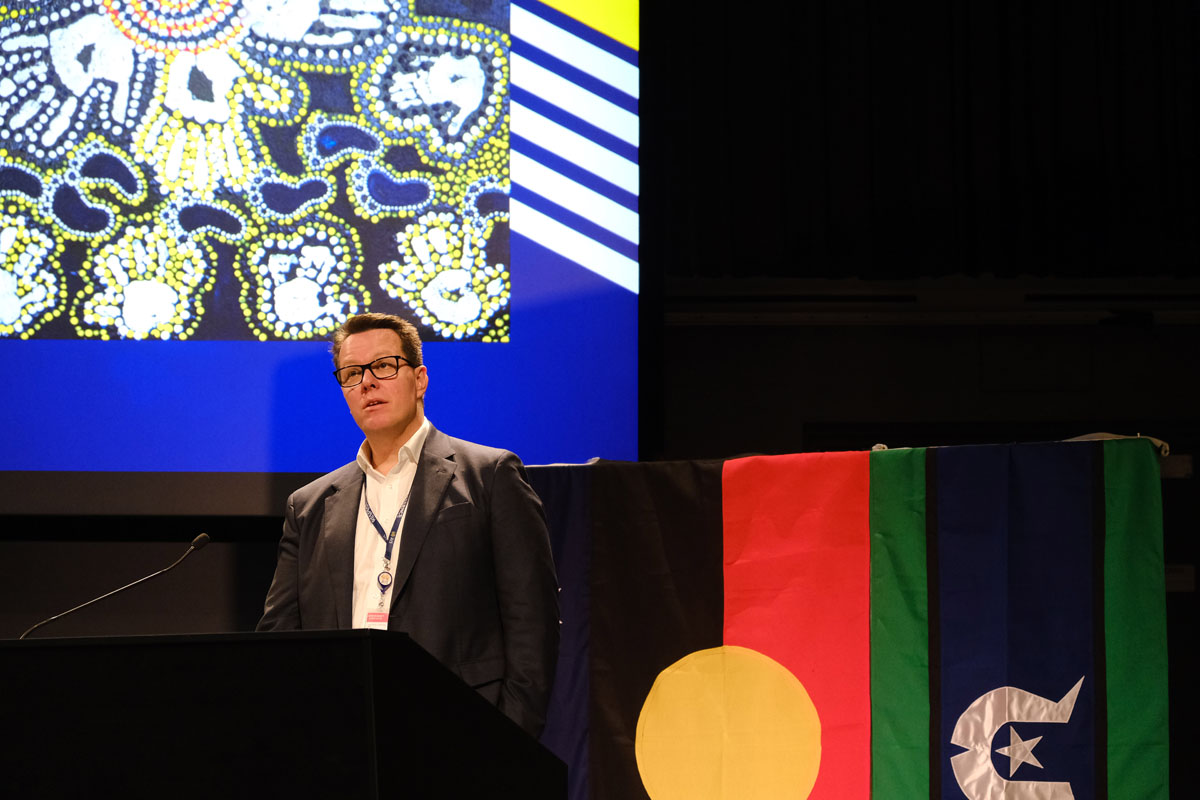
0 630 564 798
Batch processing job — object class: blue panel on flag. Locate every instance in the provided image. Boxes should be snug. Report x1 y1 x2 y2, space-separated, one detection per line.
936 443 1097 799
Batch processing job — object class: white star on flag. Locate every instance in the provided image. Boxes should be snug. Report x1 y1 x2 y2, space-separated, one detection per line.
996 726 1045 777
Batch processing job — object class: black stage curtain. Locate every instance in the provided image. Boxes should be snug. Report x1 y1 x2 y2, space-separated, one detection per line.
645 0 1200 279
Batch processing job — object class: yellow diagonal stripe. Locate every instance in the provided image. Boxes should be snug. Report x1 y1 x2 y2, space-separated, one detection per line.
540 0 639 50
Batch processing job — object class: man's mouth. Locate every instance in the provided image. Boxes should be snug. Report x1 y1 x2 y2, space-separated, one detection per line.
364 399 385 409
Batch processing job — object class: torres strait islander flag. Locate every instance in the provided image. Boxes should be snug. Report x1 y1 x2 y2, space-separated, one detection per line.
533 438 1168 800
870 440 1169 800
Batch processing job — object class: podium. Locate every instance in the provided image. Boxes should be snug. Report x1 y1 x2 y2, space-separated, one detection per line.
0 630 565 798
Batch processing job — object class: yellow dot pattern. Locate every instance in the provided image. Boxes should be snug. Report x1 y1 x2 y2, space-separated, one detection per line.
0 213 65 338
379 209 509 342
236 212 369 341
1 3 512 342
71 223 216 341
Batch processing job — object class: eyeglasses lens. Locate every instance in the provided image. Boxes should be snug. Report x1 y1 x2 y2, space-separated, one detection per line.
370 358 399 379
335 357 401 387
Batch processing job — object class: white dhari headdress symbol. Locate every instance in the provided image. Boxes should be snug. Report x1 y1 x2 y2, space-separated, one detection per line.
950 676 1085 799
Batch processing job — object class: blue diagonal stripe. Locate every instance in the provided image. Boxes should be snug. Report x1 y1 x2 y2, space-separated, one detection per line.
512 184 639 261
512 38 638 115
511 88 639 164
512 133 638 212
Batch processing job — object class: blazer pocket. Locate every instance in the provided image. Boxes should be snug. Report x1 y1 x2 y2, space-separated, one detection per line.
436 502 474 525
457 654 504 688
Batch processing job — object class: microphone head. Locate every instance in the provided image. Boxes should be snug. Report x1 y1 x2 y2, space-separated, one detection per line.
191 533 211 550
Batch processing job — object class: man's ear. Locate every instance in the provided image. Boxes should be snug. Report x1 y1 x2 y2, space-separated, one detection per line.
415 365 429 399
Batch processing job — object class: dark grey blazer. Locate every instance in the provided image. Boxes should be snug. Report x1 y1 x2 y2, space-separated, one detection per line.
257 426 560 737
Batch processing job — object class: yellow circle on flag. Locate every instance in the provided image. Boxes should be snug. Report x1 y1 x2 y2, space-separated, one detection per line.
635 645 822 800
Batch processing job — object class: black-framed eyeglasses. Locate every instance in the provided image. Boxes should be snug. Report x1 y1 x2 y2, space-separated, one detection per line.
333 355 416 388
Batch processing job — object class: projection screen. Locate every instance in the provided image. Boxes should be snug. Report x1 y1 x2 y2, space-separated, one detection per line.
0 0 639 514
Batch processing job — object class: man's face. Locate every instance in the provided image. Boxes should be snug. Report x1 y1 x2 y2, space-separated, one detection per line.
337 328 428 441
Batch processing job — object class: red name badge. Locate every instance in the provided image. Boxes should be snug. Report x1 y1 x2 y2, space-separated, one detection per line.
366 611 389 630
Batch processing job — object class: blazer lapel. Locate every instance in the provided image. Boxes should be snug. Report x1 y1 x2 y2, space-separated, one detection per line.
391 427 456 605
322 467 363 629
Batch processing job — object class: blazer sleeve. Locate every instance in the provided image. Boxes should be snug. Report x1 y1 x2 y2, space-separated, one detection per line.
256 493 303 631
489 452 560 737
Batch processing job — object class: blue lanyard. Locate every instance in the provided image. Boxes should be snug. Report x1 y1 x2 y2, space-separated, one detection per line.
363 488 412 567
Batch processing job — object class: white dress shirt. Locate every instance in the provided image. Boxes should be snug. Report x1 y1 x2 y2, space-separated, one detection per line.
350 417 432 629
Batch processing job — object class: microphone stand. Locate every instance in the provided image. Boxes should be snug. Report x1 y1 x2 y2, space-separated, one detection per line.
19 533 211 640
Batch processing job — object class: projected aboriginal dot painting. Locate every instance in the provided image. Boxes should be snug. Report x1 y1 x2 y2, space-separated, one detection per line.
0 0 638 479
0 0 511 342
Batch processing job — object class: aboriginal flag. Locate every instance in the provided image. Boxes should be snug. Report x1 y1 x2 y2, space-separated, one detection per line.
530 438 1168 800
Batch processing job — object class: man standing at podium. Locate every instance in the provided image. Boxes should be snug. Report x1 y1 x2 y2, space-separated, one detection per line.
258 313 559 738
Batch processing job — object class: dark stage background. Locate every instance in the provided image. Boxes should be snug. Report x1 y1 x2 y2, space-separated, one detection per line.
2 1 1195 794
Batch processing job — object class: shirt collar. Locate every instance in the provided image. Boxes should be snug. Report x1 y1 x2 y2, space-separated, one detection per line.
355 417 433 480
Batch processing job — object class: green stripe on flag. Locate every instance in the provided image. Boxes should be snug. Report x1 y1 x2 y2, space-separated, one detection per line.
1103 439 1170 798
869 447 929 797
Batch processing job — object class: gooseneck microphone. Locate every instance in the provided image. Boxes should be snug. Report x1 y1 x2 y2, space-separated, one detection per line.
18 533 212 640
